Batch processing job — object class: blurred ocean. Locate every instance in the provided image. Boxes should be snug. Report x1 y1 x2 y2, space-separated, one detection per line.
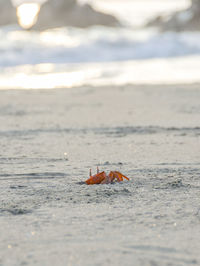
1 0 200 89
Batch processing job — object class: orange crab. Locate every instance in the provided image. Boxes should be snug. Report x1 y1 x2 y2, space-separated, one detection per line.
85 167 130 185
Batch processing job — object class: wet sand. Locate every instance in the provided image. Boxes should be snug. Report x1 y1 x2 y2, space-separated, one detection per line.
0 84 200 265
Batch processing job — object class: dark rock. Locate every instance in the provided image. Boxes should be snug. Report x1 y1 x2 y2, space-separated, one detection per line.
146 0 200 31
0 0 17 26
33 0 120 30
0 0 119 30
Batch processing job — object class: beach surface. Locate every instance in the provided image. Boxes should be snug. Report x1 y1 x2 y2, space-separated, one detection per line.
0 84 200 266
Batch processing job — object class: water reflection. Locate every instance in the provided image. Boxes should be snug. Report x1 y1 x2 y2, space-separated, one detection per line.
16 3 40 29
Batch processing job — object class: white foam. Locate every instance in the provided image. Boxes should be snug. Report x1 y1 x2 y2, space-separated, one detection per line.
1 55 200 89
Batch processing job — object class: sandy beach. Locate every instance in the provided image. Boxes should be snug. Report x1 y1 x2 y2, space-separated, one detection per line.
0 84 200 265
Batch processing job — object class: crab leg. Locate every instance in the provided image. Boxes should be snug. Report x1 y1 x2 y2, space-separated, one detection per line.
108 171 122 182
115 171 130 181
115 171 129 181
109 171 129 182
114 172 123 182
122 175 129 180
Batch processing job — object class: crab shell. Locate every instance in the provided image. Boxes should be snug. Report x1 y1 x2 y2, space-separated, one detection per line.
85 170 129 185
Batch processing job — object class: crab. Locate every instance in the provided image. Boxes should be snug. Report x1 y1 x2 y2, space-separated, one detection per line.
85 167 129 185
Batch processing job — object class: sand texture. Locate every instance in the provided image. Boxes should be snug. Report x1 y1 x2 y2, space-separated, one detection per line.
0 84 200 265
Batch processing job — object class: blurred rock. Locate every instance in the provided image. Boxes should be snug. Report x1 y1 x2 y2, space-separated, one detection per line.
33 0 119 30
147 0 200 31
0 0 119 29
0 0 17 26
